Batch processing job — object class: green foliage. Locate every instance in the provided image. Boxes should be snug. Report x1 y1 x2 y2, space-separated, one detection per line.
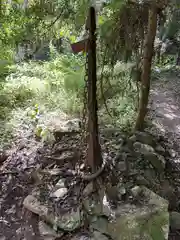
0 49 138 148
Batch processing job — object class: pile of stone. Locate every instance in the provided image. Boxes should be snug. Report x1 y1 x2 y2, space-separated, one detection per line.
22 130 180 239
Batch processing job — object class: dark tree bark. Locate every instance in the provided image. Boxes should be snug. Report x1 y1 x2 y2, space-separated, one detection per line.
86 7 102 171
135 5 158 130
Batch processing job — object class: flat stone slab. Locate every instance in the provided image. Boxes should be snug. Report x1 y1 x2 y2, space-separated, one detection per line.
90 186 169 240
23 195 81 232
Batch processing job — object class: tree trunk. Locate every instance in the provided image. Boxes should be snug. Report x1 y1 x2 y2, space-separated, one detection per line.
86 7 102 171
135 5 158 131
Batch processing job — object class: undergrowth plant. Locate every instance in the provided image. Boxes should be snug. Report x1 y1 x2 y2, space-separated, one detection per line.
0 52 138 148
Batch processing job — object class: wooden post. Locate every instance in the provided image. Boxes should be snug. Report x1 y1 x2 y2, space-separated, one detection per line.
86 7 102 171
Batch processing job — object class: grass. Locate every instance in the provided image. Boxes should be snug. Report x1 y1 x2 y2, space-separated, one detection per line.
0 52 138 149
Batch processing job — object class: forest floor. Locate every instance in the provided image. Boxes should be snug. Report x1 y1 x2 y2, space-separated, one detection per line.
1 70 180 239
149 71 180 238
149 71 180 159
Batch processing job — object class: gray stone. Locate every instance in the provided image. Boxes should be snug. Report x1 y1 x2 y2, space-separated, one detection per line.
145 152 165 172
160 180 174 199
50 188 68 199
91 217 109 236
83 195 112 218
23 195 81 232
118 161 127 172
23 195 48 217
144 169 156 181
136 175 149 187
133 142 155 154
92 231 109 240
56 178 66 188
64 118 81 131
71 234 91 240
169 149 176 158
129 135 137 142
83 182 94 197
71 232 109 240
89 187 169 240
57 208 81 231
131 186 142 198
170 211 180 230
38 221 63 240
118 185 126 196
155 145 166 155
131 131 155 146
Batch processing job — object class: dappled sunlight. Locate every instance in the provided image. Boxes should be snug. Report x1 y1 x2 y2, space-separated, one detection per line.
150 89 159 96
164 112 178 120
176 125 180 132
151 83 180 132
149 75 180 161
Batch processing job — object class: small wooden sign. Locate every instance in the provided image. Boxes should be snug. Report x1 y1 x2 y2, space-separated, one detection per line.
71 39 88 54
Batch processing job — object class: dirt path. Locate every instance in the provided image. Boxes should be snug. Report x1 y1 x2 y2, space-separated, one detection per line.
149 72 180 163
149 71 180 239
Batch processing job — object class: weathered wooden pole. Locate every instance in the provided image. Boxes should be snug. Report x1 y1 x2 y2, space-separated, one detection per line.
86 6 103 171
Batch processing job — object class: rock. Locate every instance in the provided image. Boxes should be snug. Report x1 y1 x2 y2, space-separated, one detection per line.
92 231 110 240
117 161 127 172
169 149 176 158
133 142 155 154
130 131 155 146
155 145 166 155
169 211 180 230
118 184 126 199
90 187 169 240
83 182 94 197
71 231 110 240
130 186 142 198
160 180 174 199
145 152 165 172
90 216 109 236
38 221 63 239
71 234 91 240
101 128 122 137
83 195 112 218
136 175 150 187
56 178 66 188
23 195 48 217
114 152 130 169
57 207 81 231
23 195 81 232
129 135 137 143
143 169 156 182
64 118 81 131
50 187 68 199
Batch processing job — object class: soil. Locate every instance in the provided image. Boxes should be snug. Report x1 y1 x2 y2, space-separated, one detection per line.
148 71 180 239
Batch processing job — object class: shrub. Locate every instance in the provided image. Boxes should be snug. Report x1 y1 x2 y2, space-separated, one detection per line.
0 53 138 148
